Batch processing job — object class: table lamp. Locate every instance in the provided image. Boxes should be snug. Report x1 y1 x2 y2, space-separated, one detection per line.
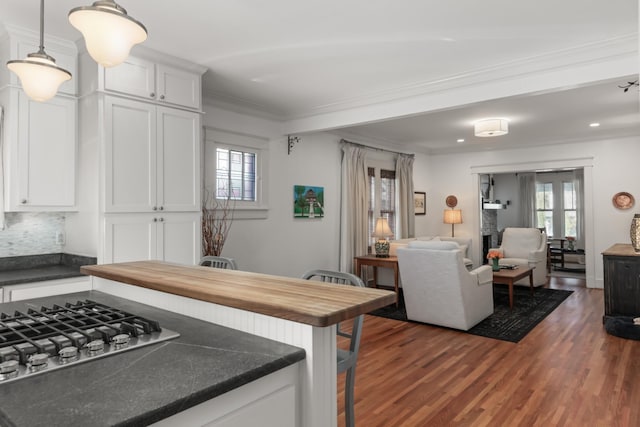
443 209 462 237
372 217 394 257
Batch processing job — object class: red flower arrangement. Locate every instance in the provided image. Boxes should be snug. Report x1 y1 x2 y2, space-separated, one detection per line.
487 250 503 260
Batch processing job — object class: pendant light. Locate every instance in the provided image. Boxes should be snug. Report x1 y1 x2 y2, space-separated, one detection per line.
6 0 72 102
68 0 147 68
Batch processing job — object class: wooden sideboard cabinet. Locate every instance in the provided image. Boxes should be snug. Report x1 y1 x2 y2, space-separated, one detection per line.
602 243 640 317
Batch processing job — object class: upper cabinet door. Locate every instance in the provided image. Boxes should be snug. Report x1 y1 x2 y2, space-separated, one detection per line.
103 56 156 101
104 97 157 212
156 64 201 110
156 107 200 212
15 91 76 210
102 59 201 110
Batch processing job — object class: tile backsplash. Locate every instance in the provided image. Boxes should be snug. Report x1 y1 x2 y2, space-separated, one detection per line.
0 212 65 257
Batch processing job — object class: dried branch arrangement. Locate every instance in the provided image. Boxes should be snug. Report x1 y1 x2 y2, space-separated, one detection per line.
202 190 235 256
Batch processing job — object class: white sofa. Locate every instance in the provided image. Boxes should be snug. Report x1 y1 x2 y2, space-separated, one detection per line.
390 236 473 269
492 227 548 287
397 241 494 330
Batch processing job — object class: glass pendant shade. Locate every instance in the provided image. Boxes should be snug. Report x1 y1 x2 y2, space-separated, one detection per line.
69 1 147 68
7 53 72 102
6 0 72 102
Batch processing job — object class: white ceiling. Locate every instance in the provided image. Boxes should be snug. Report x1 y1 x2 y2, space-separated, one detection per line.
0 0 638 154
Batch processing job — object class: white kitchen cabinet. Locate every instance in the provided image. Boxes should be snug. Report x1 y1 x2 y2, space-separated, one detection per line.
2 277 91 302
102 57 201 110
2 88 77 211
103 213 200 265
152 363 299 427
104 97 200 213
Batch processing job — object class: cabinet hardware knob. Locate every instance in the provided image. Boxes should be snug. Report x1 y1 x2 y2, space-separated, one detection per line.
21 199 27 204
160 94 165 100
159 206 164 211
153 218 157 222
150 92 155 98
153 206 157 211
159 218 164 222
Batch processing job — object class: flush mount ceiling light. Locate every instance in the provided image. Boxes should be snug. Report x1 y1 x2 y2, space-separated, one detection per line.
474 118 509 137
69 0 147 68
6 0 72 102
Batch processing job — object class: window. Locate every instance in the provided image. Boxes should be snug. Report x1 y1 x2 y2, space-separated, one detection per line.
216 148 256 201
204 127 268 219
368 167 396 247
535 173 580 239
536 182 553 235
563 181 577 237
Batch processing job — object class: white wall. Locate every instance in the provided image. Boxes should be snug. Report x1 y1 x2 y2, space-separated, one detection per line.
417 136 640 289
204 103 640 288
202 104 342 278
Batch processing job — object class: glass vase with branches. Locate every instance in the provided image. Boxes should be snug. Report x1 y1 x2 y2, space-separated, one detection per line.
202 189 235 257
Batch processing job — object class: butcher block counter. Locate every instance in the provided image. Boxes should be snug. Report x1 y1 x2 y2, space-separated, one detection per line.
81 260 396 326
82 261 396 427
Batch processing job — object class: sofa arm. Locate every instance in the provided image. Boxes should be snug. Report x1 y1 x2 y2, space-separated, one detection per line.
528 247 546 263
470 265 493 286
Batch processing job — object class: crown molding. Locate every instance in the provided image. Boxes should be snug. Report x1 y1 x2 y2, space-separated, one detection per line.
203 92 285 122
288 34 638 120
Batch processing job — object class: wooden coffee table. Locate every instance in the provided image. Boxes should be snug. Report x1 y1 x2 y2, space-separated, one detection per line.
492 266 534 309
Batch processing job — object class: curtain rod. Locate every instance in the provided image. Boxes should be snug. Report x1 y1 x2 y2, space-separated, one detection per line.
340 139 414 157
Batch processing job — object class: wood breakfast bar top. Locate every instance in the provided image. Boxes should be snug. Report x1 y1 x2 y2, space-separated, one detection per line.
81 260 396 327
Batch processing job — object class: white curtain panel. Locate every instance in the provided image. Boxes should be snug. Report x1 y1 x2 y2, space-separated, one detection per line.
518 172 537 228
339 143 369 272
573 168 585 247
0 107 5 230
395 153 415 238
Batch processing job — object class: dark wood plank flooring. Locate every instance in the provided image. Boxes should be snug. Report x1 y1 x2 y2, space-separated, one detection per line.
337 276 640 427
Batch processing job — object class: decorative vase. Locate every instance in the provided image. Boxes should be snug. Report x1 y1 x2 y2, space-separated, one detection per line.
567 240 575 251
631 214 640 252
492 257 500 271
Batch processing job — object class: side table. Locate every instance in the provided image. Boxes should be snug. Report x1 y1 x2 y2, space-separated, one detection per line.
354 255 399 307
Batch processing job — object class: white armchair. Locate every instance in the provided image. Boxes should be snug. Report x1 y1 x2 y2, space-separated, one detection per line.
397 241 494 331
493 227 547 286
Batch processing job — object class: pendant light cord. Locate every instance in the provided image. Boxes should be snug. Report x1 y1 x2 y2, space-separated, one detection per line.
38 0 45 53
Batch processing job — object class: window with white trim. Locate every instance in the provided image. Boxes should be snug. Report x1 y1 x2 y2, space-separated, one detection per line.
216 148 256 201
204 127 268 219
536 182 553 235
368 167 396 247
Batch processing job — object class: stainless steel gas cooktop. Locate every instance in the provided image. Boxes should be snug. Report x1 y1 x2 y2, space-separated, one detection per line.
0 299 179 384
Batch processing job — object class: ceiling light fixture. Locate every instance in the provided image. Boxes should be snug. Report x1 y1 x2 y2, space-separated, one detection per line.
589 122 600 127
6 0 72 102
456 138 465 143
69 0 147 68
474 118 509 137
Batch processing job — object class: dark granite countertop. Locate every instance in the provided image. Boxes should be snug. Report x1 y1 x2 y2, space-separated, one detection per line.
0 291 306 427
0 253 97 286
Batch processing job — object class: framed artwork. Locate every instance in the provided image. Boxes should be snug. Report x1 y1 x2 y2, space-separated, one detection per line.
414 191 426 215
294 185 325 218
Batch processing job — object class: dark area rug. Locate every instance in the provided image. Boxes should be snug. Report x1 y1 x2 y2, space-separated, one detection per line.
368 284 573 343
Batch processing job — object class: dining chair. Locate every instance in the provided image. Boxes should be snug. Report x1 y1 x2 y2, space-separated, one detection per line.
199 256 238 270
301 269 365 427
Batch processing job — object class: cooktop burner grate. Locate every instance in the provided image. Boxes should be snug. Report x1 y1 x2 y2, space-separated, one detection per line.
0 300 179 384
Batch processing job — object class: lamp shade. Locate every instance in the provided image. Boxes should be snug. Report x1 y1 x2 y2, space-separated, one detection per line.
372 217 394 238
7 53 71 102
69 0 147 68
474 118 509 137
443 209 462 225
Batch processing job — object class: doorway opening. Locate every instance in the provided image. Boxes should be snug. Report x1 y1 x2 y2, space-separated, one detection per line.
478 169 585 281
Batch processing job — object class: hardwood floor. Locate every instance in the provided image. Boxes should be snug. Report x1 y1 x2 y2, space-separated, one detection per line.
337 277 640 427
